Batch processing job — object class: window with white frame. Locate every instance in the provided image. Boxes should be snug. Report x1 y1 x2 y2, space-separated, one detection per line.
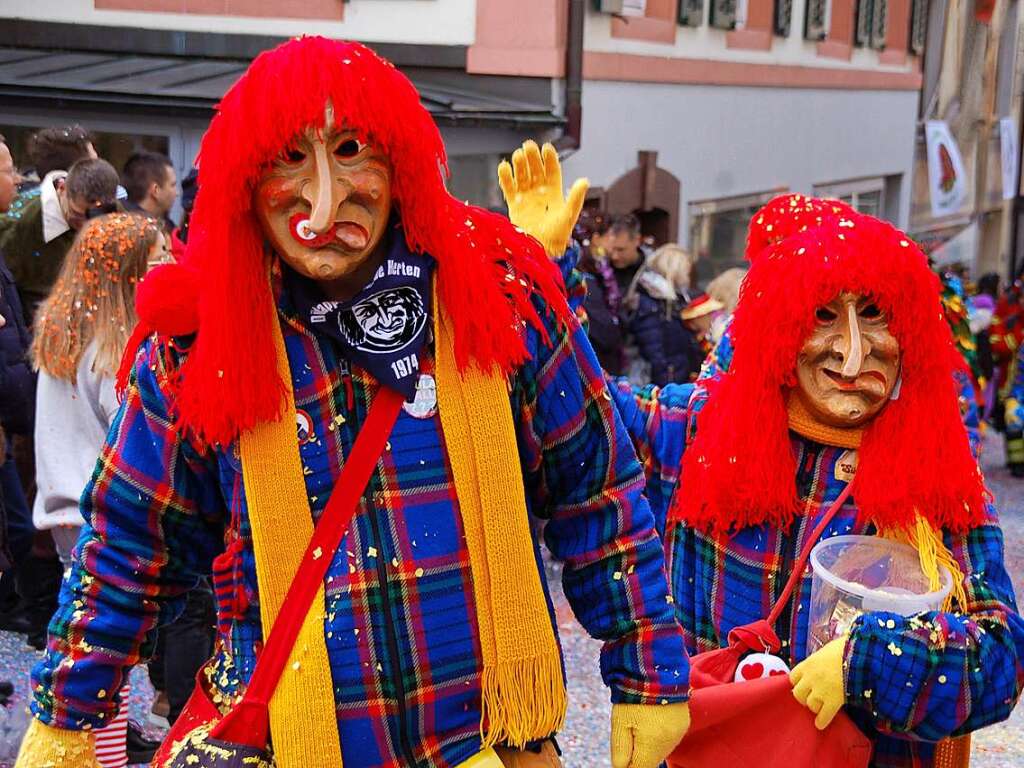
813 177 887 218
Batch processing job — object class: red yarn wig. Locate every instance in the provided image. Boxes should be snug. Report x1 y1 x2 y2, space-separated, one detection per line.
672 197 987 535
144 37 563 446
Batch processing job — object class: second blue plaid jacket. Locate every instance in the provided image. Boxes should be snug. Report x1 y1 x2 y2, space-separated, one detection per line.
610 375 1024 768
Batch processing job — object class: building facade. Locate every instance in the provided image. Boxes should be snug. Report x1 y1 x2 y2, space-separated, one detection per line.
907 0 1024 281
3 0 924 279
554 0 923 280
0 0 571 217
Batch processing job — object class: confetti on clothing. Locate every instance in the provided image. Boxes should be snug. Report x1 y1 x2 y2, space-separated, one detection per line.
609 373 1024 767
30 280 688 768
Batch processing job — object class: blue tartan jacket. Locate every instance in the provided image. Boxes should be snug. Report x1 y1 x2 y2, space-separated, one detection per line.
31 278 689 768
609 369 1024 768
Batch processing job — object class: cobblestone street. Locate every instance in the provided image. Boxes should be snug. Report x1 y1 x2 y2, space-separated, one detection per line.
0 430 1019 766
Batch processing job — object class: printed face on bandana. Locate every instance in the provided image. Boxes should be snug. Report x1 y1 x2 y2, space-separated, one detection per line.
254 102 393 300
794 292 901 427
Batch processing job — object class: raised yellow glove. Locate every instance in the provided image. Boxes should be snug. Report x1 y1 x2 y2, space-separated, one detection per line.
790 636 848 730
610 701 690 768
497 140 588 258
15 717 100 767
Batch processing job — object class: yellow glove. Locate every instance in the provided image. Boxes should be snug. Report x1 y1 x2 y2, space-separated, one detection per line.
610 701 690 768
1006 397 1024 431
790 636 848 730
497 140 589 258
15 717 100 767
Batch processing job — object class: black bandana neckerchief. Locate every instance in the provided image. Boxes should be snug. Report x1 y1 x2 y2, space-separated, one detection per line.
285 226 433 400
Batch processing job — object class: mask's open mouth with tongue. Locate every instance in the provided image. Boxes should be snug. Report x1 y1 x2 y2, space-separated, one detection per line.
289 213 370 251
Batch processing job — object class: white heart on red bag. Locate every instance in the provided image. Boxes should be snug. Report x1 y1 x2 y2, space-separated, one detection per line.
733 652 790 683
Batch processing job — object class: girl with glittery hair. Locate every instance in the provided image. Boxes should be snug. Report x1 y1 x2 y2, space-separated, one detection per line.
31 212 163 385
30 212 165 768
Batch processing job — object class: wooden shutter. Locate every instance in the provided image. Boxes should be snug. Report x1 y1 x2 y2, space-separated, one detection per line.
854 0 873 45
775 0 794 35
679 0 706 26
804 0 828 39
870 0 888 48
710 0 737 29
909 0 927 53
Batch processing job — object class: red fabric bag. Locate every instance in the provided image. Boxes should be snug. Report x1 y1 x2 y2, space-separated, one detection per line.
668 484 874 768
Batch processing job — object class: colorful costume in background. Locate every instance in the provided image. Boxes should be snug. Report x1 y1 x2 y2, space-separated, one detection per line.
18 39 689 768
606 196 1024 766
989 285 1024 471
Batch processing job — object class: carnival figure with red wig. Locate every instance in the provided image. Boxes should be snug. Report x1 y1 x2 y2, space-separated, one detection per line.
16 38 692 768
607 195 1024 767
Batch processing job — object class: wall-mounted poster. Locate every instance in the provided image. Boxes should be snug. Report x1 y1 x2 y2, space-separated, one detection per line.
1000 117 1019 201
925 120 969 217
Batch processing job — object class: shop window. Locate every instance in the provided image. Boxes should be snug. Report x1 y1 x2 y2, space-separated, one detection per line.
814 177 887 218
689 190 784 282
805 0 829 39
679 0 707 26
447 154 504 210
909 0 927 53
711 0 739 29
775 0 794 35
0 124 169 183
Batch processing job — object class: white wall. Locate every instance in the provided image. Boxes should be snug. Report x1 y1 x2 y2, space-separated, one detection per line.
562 80 919 234
4 0 477 46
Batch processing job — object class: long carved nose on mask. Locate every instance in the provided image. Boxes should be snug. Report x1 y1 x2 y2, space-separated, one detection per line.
839 302 864 378
307 142 340 234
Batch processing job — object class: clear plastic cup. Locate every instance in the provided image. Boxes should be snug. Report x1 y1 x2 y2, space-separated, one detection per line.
807 534 952 653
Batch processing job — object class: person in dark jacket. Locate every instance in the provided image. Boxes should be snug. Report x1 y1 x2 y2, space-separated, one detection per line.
121 151 178 233
0 136 40 646
608 215 696 385
573 210 625 375
644 243 701 382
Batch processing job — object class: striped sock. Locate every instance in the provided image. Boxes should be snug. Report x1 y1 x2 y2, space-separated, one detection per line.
94 681 130 768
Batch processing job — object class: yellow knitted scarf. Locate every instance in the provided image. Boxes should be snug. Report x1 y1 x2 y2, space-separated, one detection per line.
238 298 566 768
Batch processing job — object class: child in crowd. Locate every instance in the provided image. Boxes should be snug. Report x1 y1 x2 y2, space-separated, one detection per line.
30 212 166 768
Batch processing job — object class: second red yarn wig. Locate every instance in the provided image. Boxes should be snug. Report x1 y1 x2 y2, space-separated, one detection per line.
672 199 987 535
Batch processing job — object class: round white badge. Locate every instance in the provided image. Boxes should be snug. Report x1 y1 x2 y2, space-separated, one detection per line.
403 373 437 419
734 652 791 683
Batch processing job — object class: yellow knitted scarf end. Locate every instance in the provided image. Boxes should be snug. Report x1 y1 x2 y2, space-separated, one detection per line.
479 655 568 750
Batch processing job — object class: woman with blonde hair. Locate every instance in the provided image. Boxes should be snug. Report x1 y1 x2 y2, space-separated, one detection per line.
30 212 165 768
624 242 701 383
647 243 695 301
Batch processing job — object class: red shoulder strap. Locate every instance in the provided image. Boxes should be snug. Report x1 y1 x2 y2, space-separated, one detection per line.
766 482 854 627
212 387 404 744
